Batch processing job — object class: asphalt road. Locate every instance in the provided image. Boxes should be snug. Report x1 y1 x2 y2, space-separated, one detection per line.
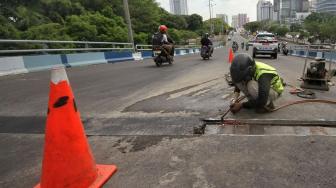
1 34 336 187
1 34 335 136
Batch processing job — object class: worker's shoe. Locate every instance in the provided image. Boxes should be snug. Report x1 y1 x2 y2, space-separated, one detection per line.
266 102 275 110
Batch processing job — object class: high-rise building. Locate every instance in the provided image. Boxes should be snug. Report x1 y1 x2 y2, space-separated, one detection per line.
310 0 318 12
295 12 311 24
257 0 264 21
216 14 229 24
238 14 249 28
257 0 274 21
232 15 239 28
169 0 188 15
273 0 280 21
273 0 309 24
317 0 336 14
257 0 263 21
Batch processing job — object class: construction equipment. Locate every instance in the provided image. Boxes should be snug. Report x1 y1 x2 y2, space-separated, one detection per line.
300 44 334 91
301 57 329 91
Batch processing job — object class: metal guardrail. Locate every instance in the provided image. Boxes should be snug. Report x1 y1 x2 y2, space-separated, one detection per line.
290 44 336 51
0 39 226 54
0 39 132 45
0 48 133 54
135 44 201 51
135 41 226 51
0 39 134 54
289 44 336 79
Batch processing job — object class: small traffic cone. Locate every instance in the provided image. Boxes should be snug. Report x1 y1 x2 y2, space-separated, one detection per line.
229 48 234 64
35 67 117 188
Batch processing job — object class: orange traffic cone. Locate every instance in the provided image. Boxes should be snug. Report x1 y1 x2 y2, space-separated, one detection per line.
35 67 117 188
229 48 234 64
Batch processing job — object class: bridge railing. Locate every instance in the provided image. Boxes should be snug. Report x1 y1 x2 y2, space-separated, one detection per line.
0 39 226 55
289 44 336 58
135 44 201 51
289 44 336 79
0 39 134 55
135 41 226 52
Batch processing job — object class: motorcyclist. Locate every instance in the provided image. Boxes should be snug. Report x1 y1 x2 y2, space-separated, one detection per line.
281 41 288 55
232 41 239 52
281 41 288 48
201 33 213 56
156 25 175 59
229 54 284 113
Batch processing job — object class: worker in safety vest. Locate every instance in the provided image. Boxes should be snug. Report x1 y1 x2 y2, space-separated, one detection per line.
230 54 284 113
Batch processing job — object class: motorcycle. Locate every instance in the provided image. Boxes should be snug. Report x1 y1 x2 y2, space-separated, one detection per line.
232 44 238 53
152 46 173 67
201 45 211 60
282 43 288 56
232 41 238 53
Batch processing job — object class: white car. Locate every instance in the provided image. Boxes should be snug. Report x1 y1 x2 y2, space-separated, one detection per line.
253 33 278 59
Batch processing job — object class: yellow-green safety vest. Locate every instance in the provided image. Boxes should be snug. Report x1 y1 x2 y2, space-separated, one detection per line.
254 61 284 94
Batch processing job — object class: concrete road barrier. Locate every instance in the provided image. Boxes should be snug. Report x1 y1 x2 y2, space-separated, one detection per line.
0 46 221 76
23 54 64 72
289 49 336 63
140 51 153 59
105 51 134 63
0 56 28 76
66 52 107 67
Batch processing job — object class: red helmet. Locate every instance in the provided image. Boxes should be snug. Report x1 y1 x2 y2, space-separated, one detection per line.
159 25 168 32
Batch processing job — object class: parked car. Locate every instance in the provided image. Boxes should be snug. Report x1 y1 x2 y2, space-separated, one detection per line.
253 33 278 59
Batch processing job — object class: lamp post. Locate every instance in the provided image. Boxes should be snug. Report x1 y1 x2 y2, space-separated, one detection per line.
123 0 134 50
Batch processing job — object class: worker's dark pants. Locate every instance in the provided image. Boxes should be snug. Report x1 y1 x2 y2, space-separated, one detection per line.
236 81 280 106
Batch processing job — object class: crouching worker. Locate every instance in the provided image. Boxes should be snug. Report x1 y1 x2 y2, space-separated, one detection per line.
229 54 284 113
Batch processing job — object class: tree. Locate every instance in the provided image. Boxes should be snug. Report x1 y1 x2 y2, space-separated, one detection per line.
129 0 162 33
276 26 289 37
160 13 188 30
0 15 19 39
290 23 302 32
66 12 128 42
14 6 50 31
134 32 149 44
0 0 204 45
66 15 98 41
21 23 73 49
203 18 229 35
186 14 203 31
304 12 335 40
320 18 336 43
178 30 199 44
244 21 262 33
42 0 72 18
268 23 280 34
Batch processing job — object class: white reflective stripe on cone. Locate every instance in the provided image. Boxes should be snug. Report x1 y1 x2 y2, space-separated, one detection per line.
51 67 69 84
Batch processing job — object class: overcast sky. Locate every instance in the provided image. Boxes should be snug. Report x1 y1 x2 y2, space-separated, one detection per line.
156 0 260 24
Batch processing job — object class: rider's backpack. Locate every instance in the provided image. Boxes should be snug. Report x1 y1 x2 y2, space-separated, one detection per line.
152 32 163 46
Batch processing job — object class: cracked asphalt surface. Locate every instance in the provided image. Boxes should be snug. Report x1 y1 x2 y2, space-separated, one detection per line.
1 34 336 187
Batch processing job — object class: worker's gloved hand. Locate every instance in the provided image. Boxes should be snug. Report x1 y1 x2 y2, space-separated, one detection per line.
230 102 243 114
230 98 236 105
230 92 240 105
